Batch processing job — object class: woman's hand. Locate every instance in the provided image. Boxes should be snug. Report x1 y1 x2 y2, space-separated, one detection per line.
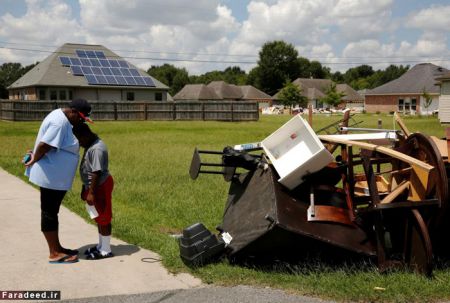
23 150 35 166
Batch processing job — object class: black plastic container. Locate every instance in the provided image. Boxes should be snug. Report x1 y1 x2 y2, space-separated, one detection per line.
179 223 225 266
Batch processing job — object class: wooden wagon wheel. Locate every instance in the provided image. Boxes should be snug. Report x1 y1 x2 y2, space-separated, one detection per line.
399 133 449 256
403 133 448 207
404 209 433 276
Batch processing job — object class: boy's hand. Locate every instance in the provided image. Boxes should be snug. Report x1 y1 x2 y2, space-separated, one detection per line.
86 191 95 205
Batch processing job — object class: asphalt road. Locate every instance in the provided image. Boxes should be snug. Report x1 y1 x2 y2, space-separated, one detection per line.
56 286 334 303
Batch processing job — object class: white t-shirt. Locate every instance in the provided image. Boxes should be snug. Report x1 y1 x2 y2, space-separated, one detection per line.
26 109 79 191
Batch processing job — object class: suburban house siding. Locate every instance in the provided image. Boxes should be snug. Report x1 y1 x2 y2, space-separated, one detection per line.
98 89 121 101
439 81 450 123
442 82 450 95
419 95 439 115
73 89 98 101
438 96 450 123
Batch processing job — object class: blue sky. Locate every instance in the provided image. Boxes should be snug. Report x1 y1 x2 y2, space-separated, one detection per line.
1 0 449 74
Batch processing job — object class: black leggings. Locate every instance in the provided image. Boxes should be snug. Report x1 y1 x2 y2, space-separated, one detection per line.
40 187 66 232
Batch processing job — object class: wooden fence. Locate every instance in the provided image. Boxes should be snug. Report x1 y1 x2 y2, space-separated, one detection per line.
0 100 259 121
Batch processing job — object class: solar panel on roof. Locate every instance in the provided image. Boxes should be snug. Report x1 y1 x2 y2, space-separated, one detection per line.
129 69 140 77
91 67 102 75
125 77 137 85
143 77 155 86
101 67 113 76
95 51 106 59
80 58 91 66
115 76 127 85
85 50 96 58
59 56 71 66
111 68 122 76
76 50 88 58
120 68 131 77
90 58 101 67
105 75 118 85
85 74 98 84
61 49 157 88
99 59 110 67
108 59 120 67
134 76 146 86
117 60 128 68
96 75 108 85
69 57 82 66
70 65 83 76
81 66 93 74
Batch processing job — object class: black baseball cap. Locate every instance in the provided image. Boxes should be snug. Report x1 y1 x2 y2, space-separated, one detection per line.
69 99 93 123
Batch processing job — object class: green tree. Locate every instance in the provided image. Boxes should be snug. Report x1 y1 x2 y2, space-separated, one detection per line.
422 88 433 115
189 66 247 86
320 83 345 109
246 67 259 86
331 71 345 83
147 64 189 95
0 62 37 99
309 60 330 79
344 64 374 84
278 81 308 112
255 40 302 95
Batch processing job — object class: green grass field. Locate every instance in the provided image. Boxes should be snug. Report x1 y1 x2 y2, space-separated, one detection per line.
1 114 449 302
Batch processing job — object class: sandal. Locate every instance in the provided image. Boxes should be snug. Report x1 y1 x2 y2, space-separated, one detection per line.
86 250 114 260
62 248 79 256
84 246 99 255
49 254 79 264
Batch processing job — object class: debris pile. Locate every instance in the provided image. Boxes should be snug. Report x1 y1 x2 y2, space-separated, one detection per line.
183 112 450 276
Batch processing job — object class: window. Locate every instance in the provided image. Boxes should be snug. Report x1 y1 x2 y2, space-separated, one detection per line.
126 92 135 101
50 90 57 100
68 90 73 100
59 90 67 100
398 99 404 112
155 92 162 101
411 98 417 111
39 89 46 100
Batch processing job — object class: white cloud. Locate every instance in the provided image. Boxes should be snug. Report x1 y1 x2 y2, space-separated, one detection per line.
406 5 450 31
0 0 84 64
331 0 392 18
235 0 332 46
0 0 449 74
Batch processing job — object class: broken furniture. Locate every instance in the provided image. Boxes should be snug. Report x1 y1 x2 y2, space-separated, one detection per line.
185 113 450 276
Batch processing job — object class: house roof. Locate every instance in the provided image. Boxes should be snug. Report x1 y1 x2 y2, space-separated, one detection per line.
272 78 333 100
336 84 364 102
366 63 449 95
207 81 242 99
272 78 362 103
293 78 333 93
8 43 168 90
435 72 450 81
173 84 221 100
240 85 271 100
174 82 270 101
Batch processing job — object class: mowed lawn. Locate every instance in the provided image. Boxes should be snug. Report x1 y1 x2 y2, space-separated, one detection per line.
1 114 450 302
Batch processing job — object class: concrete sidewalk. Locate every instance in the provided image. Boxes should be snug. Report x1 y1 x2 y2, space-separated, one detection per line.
0 168 332 303
0 168 202 300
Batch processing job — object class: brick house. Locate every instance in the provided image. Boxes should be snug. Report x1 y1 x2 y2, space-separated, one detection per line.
365 63 448 115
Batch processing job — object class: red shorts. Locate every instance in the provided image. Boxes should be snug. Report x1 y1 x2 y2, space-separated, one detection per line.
82 175 114 225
